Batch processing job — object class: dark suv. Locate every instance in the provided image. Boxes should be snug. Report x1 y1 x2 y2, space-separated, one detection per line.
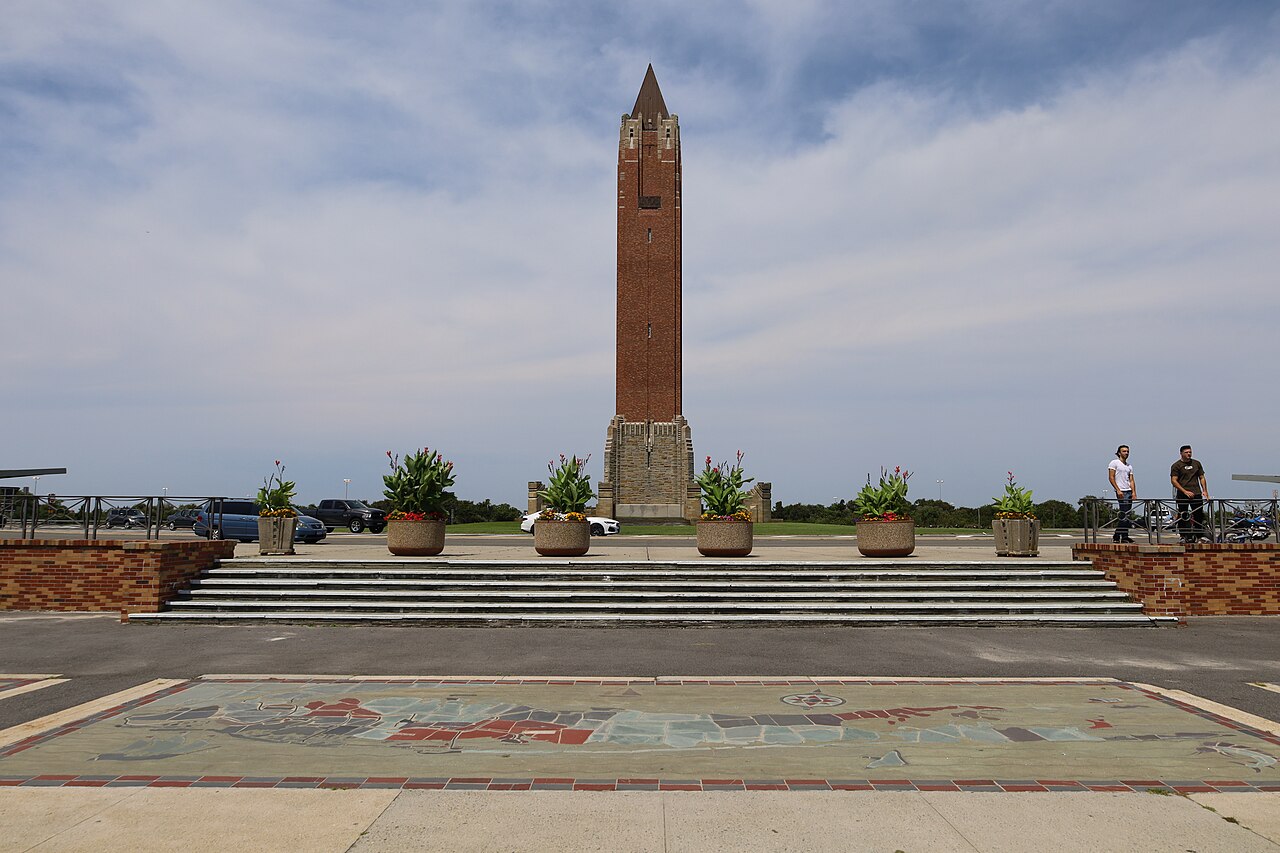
310 499 387 533
104 508 147 529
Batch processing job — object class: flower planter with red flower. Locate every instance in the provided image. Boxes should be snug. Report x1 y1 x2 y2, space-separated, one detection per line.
533 511 591 557
854 467 916 558
257 460 298 555
991 472 1040 557
535 455 595 557
695 453 755 557
382 447 455 557
696 515 754 557
386 511 446 556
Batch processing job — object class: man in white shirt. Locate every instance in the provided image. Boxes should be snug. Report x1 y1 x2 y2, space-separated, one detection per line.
1107 445 1137 543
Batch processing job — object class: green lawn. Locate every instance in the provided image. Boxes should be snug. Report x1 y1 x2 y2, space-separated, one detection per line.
444 521 1007 536
445 521 524 534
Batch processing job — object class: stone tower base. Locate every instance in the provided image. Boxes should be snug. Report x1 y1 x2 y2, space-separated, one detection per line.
597 416 700 523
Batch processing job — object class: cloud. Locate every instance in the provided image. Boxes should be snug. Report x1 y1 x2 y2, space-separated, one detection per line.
2 3 1278 505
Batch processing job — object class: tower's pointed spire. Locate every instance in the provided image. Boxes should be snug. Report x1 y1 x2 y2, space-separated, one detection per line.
630 64 669 121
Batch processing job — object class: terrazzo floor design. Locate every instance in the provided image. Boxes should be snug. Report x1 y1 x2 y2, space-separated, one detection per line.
2 677 1278 792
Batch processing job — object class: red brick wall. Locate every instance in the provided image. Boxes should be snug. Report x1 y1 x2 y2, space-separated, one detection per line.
616 120 681 421
1073 543 1280 618
0 540 235 613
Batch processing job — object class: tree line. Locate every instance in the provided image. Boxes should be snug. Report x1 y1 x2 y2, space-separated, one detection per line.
367 493 523 523
772 498 1085 529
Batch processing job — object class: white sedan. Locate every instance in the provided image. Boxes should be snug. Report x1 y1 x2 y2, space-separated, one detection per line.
521 512 620 536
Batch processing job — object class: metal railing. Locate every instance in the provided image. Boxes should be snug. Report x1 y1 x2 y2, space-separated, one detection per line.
1083 497 1279 544
0 495 228 541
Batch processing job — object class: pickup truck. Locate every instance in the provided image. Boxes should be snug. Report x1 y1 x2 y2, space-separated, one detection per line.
308 499 387 533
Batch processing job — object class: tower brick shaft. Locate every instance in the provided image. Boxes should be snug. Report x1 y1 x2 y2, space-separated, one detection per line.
616 64 681 421
599 66 698 524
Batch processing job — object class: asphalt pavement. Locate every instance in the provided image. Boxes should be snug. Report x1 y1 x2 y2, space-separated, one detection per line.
3 612 1279 733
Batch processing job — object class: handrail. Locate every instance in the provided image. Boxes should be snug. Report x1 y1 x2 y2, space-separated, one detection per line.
1082 497 1279 544
0 495 229 541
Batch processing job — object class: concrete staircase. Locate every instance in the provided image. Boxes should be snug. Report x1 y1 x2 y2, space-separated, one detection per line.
128 559 1170 626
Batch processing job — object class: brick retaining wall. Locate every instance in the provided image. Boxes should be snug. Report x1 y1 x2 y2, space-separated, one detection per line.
0 539 236 613
1072 542 1280 619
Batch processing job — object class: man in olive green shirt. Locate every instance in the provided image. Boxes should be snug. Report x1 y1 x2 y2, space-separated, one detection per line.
1170 445 1209 543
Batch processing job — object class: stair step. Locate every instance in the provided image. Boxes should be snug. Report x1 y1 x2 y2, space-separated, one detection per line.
205 569 1106 582
180 584 1131 596
131 611 1169 625
218 559 1085 567
194 577 1115 589
164 599 1144 612
141 557 1163 627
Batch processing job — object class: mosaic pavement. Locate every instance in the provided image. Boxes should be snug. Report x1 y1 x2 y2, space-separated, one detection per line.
2 677 1279 792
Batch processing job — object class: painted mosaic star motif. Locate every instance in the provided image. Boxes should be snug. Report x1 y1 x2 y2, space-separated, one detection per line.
781 691 846 708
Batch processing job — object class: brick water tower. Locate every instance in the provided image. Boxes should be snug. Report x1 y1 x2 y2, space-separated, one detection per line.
596 66 700 523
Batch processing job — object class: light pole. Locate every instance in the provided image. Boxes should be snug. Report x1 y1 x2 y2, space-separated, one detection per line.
936 479 944 501
343 479 351 499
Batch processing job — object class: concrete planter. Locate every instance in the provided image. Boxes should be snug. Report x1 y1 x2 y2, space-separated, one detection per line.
993 517 1040 557
386 518 445 556
696 520 753 557
257 516 297 556
856 519 916 557
534 519 590 557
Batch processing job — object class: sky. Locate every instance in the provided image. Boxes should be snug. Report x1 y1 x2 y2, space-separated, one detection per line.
4 1 1279 508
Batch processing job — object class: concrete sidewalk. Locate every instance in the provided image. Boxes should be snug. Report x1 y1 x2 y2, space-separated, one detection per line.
3 788 1279 852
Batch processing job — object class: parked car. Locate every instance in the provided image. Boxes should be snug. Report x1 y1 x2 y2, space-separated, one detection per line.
520 512 620 536
104 508 148 529
307 499 387 534
193 500 327 544
163 508 200 530
1135 509 1177 531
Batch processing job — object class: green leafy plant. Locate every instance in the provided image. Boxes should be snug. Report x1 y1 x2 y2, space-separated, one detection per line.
992 471 1036 519
257 460 297 517
383 447 456 520
539 454 595 515
854 467 912 521
697 451 754 520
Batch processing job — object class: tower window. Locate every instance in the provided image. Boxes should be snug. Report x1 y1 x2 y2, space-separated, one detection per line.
647 323 652 338
639 196 661 209
646 228 652 243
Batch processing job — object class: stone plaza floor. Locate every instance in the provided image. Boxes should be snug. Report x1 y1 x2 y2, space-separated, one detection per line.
3 675 1279 793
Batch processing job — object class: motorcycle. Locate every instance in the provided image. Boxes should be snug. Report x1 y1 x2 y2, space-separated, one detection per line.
1224 513 1274 543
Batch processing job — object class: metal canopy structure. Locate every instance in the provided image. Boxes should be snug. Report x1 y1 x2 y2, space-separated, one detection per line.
1 468 67 480
1232 474 1280 484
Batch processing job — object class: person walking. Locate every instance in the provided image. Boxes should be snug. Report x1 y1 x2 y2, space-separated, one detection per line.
1107 445 1136 543
1170 445 1209 543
